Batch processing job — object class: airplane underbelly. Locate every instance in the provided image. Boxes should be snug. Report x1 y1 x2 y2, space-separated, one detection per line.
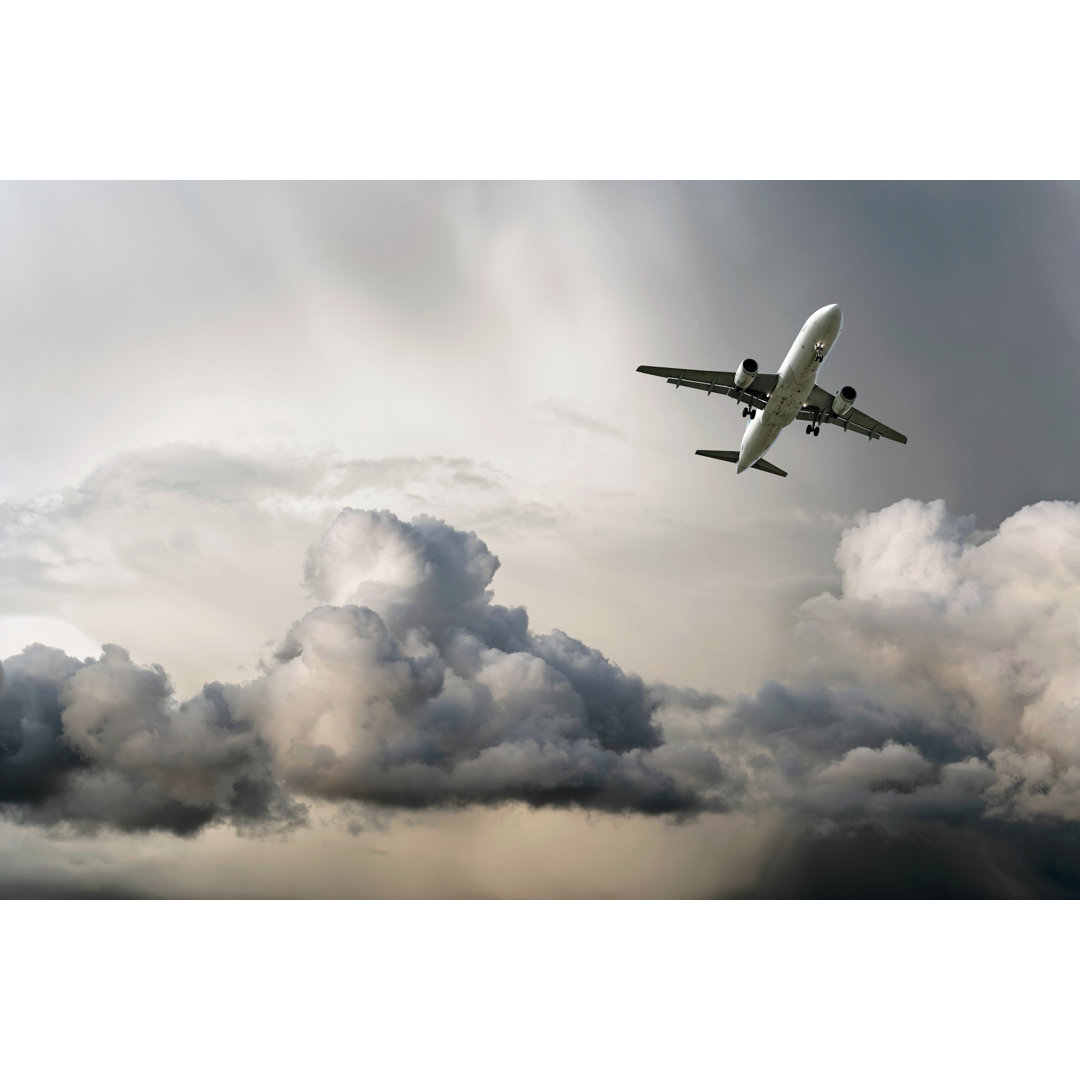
764 373 813 426
739 331 828 468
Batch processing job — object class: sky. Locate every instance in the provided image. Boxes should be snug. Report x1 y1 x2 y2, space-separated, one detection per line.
4 181 1080 898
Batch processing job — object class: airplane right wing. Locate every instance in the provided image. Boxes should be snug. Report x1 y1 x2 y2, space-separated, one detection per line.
636 366 779 411
804 384 907 444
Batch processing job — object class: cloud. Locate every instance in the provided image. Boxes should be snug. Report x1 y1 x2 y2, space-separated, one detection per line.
0 643 305 836
726 819 1080 900
221 508 734 816
7 492 1080 896
641 498 1080 831
682 497 1080 896
0 444 506 602
788 499 1080 818
1 508 733 833
0 443 537 698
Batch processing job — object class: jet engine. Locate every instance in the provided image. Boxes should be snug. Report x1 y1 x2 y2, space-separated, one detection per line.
733 358 758 390
832 385 857 416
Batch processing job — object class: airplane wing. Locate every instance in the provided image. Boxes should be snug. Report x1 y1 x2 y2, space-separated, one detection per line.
636 366 779 410
803 384 907 444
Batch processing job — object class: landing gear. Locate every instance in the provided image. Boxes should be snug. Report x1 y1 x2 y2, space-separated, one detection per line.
814 343 825 361
806 421 821 436
742 407 756 418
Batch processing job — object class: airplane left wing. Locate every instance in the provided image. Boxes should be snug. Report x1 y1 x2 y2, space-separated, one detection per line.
803 385 907 444
636 366 779 410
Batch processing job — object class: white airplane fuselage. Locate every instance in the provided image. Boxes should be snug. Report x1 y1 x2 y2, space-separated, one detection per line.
737 303 844 474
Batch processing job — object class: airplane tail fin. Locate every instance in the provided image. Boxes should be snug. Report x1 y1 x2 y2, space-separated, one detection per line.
695 450 788 477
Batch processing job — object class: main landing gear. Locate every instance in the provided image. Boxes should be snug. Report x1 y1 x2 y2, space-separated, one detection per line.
742 406 756 418
805 423 820 437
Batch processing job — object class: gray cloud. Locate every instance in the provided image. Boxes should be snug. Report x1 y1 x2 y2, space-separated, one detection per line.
682 496 1080 896
227 508 733 815
0 644 304 836
7 183 1080 896
1 508 733 832
0 443 532 696
727 820 1080 900
656 498 1080 831
7 494 1080 895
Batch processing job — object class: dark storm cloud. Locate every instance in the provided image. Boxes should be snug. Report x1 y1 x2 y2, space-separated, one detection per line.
8 493 1080 895
727 820 1080 900
0 644 304 836
0 509 733 832
0 879 150 899
238 509 731 815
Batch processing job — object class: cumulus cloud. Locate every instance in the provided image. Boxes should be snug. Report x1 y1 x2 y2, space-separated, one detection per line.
782 499 1080 820
0 643 304 835
628 499 1080 839
0 508 732 833
8 494 1080 897
0 443 542 700
662 496 1080 896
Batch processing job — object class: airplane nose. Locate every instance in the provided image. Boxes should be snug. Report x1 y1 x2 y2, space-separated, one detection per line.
823 303 843 331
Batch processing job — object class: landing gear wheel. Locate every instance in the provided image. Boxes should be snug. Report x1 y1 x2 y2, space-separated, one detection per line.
813 426 820 437
742 407 748 417
806 424 813 435
749 409 756 419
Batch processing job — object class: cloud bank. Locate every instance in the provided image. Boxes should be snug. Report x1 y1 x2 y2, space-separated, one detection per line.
6 495 1080 895
0 508 732 834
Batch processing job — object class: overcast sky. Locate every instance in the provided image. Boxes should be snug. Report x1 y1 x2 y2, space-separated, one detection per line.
3 182 1080 897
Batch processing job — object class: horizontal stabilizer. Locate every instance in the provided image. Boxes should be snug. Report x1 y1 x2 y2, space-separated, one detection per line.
695 450 788 477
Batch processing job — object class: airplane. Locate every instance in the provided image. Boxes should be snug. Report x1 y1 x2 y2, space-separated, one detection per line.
636 303 906 477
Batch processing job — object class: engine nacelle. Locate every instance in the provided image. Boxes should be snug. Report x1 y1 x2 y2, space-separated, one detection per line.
832 385 857 417
733 358 759 390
